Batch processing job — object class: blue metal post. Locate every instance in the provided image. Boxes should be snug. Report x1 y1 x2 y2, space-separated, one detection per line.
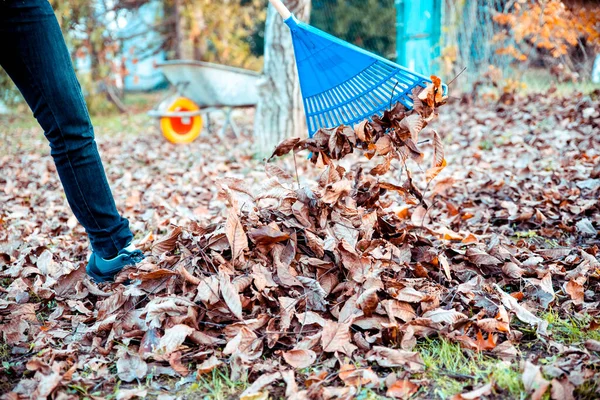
395 0 442 75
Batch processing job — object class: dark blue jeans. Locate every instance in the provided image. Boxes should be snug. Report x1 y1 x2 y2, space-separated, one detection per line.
0 0 133 259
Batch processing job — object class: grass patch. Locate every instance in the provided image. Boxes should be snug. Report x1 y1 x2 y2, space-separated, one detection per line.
417 339 525 399
514 230 538 239
543 311 600 345
510 229 559 247
0 341 10 362
574 377 600 400
186 367 248 400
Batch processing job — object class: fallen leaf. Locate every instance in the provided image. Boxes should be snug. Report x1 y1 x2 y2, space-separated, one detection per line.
219 272 243 320
386 379 419 399
452 382 493 399
197 356 223 375
366 346 425 372
321 321 357 355
117 352 148 382
152 226 183 256
158 324 194 355
226 208 248 261
523 361 550 400
282 349 317 369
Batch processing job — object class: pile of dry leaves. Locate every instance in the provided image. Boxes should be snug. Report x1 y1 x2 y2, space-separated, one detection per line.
1 84 599 399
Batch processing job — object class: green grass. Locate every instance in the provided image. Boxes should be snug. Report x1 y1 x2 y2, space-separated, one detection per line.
0 342 10 362
186 367 248 400
0 108 158 156
543 311 600 346
520 70 600 96
417 339 525 399
514 230 538 239
0 90 164 155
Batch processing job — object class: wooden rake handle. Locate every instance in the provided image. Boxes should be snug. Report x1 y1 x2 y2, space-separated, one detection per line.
268 0 292 20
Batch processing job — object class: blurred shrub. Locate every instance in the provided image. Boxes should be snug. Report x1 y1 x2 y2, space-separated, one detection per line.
493 0 600 64
0 70 24 108
179 0 266 71
311 0 396 59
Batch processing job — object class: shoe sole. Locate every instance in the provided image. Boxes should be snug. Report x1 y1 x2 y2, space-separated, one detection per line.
86 263 116 283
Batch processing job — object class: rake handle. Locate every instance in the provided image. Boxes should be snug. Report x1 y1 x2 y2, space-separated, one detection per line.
268 0 292 20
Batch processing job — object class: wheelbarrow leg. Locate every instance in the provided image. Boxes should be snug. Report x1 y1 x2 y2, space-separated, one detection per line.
220 107 240 139
205 112 212 135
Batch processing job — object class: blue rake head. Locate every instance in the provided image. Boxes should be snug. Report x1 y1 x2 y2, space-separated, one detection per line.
268 0 447 138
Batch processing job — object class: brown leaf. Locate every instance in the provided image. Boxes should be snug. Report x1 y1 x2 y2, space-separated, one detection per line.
281 369 299 398
438 253 452 280
282 349 317 369
169 351 190 376
370 155 392 176
425 159 447 182
502 262 525 279
477 317 510 334
338 364 379 387
584 339 600 352
389 286 424 303
139 328 161 359
522 361 550 399
273 242 302 288
495 284 544 329
475 330 496 351
195 275 220 305
197 356 223 375
418 76 444 108
158 324 194 355
279 296 296 331
401 114 426 142
248 226 290 246
297 276 328 312
32 368 63 399
375 135 393 156
426 130 446 182
551 378 575 400
356 288 379 317
366 346 425 371
354 120 369 142
225 208 248 261
321 321 357 355
423 308 467 325
381 299 416 322
152 226 183 256
117 352 148 382
223 326 262 360
219 272 243 320
386 379 419 399
270 137 301 159
129 269 178 281
565 280 584 305
240 372 281 399
304 230 325 258
452 382 493 400
265 163 293 181
466 248 502 266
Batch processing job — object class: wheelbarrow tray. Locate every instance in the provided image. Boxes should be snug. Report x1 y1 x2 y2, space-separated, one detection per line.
157 60 260 108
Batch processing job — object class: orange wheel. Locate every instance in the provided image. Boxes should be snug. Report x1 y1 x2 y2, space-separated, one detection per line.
160 97 203 144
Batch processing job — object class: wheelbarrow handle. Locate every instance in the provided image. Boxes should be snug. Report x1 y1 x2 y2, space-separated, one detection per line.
268 0 291 20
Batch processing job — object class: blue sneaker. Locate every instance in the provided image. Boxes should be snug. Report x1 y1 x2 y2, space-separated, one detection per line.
86 244 145 283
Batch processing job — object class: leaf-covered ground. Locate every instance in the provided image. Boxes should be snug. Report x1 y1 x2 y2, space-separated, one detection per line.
1 89 600 400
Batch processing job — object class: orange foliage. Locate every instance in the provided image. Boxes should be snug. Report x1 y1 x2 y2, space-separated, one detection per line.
494 0 600 59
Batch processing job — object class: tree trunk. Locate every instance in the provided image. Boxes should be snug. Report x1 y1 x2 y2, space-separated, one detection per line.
174 0 184 59
254 0 311 158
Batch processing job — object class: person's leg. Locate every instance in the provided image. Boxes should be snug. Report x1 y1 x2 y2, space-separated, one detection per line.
0 0 133 259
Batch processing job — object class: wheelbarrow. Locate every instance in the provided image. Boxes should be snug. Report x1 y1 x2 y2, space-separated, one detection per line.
148 60 260 144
